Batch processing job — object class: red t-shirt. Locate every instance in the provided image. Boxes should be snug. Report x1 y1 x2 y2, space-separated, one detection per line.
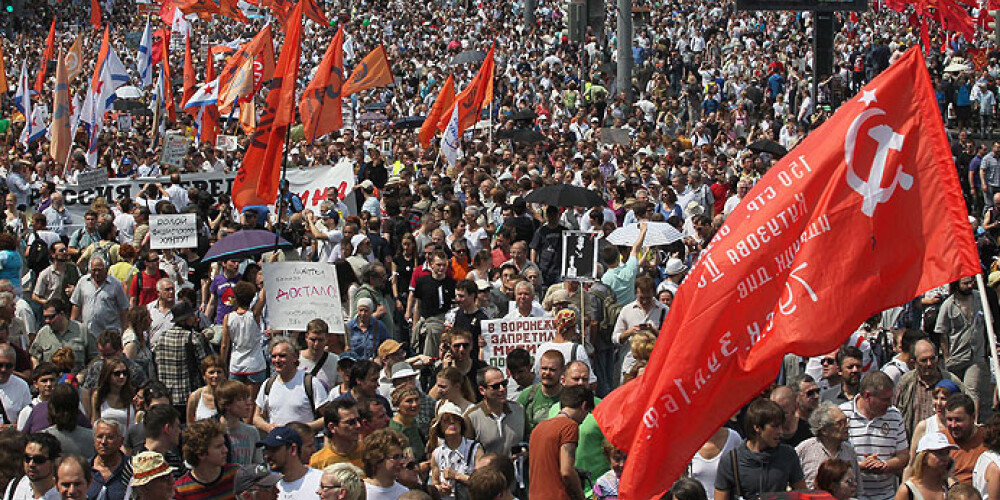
528 415 580 500
130 269 166 306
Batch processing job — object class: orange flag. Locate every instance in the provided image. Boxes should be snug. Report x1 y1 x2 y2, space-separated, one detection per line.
177 0 219 19
261 0 292 22
65 36 83 82
90 0 102 29
300 0 328 25
182 36 197 117
594 47 981 500
91 27 110 89
202 55 219 146
239 98 256 135
34 19 55 93
220 57 254 114
342 45 393 97
418 75 454 148
218 0 249 23
161 34 177 123
298 25 344 143
50 49 71 165
232 0 303 210
436 44 494 135
0 42 9 95
218 25 273 114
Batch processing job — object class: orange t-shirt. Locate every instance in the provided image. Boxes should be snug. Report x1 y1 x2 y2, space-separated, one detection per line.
947 426 987 484
528 415 580 500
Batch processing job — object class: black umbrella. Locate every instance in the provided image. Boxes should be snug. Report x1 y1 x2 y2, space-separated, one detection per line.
365 102 388 111
392 116 425 130
449 50 486 67
748 139 787 157
113 100 147 111
511 109 537 122
524 185 605 208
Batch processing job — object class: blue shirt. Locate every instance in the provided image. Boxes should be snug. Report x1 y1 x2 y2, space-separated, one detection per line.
601 256 639 304
346 317 391 360
88 452 132 500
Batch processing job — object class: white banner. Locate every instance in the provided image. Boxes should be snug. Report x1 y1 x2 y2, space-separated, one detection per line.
263 262 345 333
481 317 557 369
77 169 109 192
282 162 356 211
161 132 189 168
149 213 198 249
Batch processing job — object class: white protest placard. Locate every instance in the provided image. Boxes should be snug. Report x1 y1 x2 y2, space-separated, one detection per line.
263 262 345 333
216 135 238 152
481 317 557 369
77 169 108 192
149 213 198 249
161 132 189 168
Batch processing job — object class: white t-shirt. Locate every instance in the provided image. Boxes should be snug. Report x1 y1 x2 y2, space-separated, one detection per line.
255 371 328 426
277 467 323 500
364 481 410 500
4 476 60 500
689 428 742 500
0 375 32 425
298 351 341 391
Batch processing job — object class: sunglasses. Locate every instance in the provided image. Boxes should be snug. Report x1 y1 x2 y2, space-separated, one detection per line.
806 389 820 397
24 454 49 464
43 313 58 320
0 363 13 370
451 342 471 350
821 358 837 366
113 370 128 377
484 379 509 390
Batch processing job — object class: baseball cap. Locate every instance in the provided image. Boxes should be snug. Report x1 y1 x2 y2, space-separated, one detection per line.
915 432 958 454
377 339 404 359
256 427 302 448
338 351 360 366
234 465 282 495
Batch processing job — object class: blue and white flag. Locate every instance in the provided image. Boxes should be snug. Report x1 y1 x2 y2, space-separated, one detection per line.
137 16 153 88
440 103 460 167
14 61 43 147
184 78 219 109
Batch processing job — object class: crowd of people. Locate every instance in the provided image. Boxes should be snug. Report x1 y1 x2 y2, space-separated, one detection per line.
2 0 1000 499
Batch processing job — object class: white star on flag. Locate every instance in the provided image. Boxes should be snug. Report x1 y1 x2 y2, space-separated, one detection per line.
860 89 877 106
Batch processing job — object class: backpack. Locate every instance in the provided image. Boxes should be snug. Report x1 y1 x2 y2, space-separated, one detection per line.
263 373 319 420
91 241 113 265
25 232 49 274
598 290 624 341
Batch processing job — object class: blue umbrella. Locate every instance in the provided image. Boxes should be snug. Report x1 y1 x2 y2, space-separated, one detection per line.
203 229 294 263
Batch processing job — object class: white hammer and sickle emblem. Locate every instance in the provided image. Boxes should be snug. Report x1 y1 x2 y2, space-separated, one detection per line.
844 107 913 217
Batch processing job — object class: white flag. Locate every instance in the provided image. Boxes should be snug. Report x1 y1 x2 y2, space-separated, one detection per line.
137 16 153 88
440 104 460 167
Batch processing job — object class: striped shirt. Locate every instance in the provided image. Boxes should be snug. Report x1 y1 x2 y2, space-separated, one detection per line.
174 463 238 500
839 399 907 500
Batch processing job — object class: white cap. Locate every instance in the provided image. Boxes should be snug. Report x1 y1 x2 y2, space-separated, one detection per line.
915 432 958 454
665 258 688 276
436 401 464 418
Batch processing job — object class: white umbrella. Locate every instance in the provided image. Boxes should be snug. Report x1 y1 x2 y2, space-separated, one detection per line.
944 62 972 73
115 86 143 99
606 222 685 247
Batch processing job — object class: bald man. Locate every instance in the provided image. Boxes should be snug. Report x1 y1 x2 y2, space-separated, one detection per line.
770 385 812 446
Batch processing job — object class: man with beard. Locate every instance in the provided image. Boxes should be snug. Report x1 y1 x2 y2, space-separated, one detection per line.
935 276 991 419
6 433 62 500
32 241 80 311
259 427 323 500
820 346 864 405
943 393 986 484
895 339 966 437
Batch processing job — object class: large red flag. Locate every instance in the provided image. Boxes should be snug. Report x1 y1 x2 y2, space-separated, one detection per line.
34 19 55 93
90 0 102 29
218 0 249 23
201 56 219 146
594 47 980 500
299 26 344 143
342 45 393 96
232 0 302 210
436 44 494 135
182 36 197 118
418 75 454 148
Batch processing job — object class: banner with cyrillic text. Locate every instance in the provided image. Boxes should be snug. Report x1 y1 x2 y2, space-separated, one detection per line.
149 213 198 249
481 317 557 369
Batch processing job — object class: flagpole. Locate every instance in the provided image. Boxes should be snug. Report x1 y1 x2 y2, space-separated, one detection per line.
275 123 292 251
975 272 1000 405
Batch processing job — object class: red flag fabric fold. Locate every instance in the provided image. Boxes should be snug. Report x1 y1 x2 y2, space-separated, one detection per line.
298 26 344 143
90 0 102 29
233 0 303 210
419 74 455 148
342 44 393 97
182 36 197 118
161 34 177 123
594 46 980 500
300 0 328 25
34 19 55 93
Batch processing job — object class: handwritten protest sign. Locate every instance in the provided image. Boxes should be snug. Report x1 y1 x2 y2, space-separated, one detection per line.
149 213 198 249
216 135 238 152
77 169 108 192
481 317 557 369
161 132 189 168
263 262 345 333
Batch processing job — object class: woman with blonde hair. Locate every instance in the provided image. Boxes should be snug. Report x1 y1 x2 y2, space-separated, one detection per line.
433 367 476 414
894 433 956 500
185 355 225 423
621 326 657 381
